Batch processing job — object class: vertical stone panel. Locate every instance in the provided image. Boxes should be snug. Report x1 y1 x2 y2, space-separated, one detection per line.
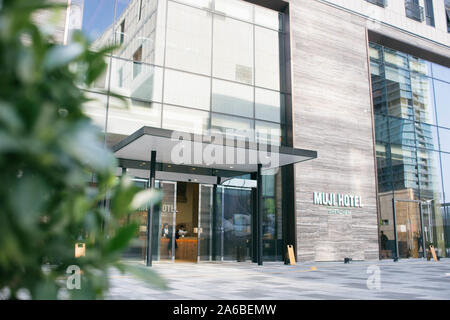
289 0 379 261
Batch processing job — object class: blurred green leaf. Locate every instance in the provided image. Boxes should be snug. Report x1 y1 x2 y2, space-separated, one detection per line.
44 43 84 70
105 223 138 255
118 263 168 290
0 0 162 300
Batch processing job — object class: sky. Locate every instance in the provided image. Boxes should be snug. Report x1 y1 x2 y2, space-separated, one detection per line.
81 0 130 41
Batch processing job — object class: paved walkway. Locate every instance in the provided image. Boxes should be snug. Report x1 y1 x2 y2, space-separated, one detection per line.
106 259 450 300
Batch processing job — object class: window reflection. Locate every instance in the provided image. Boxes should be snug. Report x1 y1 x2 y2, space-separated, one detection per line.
74 0 287 148
416 122 439 151
411 73 435 125
255 88 283 122
164 69 211 110
256 121 281 146
176 0 212 9
212 79 253 118
82 91 108 131
110 58 163 103
162 105 209 134
442 153 450 203
214 0 253 22
255 5 280 30
371 42 450 258
383 47 409 69
79 0 115 44
213 15 253 85
434 80 450 129
439 128 450 152
432 63 450 83
255 26 280 90
108 100 162 138
211 113 254 140
221 187 252 261
165 2 212 75
409 56 432 77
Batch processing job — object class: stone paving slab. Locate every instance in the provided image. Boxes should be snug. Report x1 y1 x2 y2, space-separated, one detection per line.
105 259 450 300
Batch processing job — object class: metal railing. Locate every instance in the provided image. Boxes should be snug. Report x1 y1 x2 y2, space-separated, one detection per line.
405 1 424 22
366 0 387 8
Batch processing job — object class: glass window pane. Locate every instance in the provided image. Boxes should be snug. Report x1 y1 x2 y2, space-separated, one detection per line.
389 144 418 191
388 117 416 147
384 66 413 119
409 56 432 77
113 0 158 63
213 15 253 85
369 43 382 61
415 122 439 151
211 113 254 140
176 0 211 9
214 0 253 22
221 187 252 261
107 99 162 141
375 114 390 144
212 79 253 118
417 149 444 203
432 63 450 83
434 80 450 129
163 69 211 110
154 0 168 66
255 26 280 90
83 91 108 132
411 73 436 125
110 58 163 103
255 5 280 30
439 128 450 153
442 153 450 204
255 121 281 146
383 47 408 69
77 0 115 48
165 2 212 75
162 105 209 135
255 88 283 122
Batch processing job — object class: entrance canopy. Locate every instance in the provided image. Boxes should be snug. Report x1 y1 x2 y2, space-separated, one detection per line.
113 126 317 267
112 126 317 176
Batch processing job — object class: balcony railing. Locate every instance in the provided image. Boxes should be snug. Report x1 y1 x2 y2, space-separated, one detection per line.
405 1 424 22
446 5 450 32
366 0 387 8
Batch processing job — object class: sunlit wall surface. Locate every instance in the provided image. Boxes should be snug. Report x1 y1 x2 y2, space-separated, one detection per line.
69 0 287 147
370 42 450 258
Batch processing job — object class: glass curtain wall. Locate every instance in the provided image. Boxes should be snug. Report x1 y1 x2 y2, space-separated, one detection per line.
370 43 450 258
69 0 287 148
69 0 288 263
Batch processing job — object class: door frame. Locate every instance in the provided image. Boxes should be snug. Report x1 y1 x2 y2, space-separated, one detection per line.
392 198 427 259
198 184 214 262
158 180 177 262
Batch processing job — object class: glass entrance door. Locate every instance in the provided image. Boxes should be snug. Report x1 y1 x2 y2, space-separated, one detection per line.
395 200 423 258
158 181 177 261
421 201 433 248
198 184 213 261
119 179 148 261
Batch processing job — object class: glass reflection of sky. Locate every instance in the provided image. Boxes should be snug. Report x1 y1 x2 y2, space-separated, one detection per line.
81 0 130 41
434 79 450 129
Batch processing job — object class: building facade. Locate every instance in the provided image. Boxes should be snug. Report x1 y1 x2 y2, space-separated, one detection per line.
50 0 449 263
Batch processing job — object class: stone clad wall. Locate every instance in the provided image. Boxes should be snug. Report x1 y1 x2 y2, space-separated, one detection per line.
288 0 380 261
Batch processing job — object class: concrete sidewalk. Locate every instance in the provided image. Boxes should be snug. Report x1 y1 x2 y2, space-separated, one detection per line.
106 259 450 300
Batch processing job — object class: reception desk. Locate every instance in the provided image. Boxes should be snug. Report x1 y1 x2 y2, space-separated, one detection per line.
159 237 198 261
175 237 198 262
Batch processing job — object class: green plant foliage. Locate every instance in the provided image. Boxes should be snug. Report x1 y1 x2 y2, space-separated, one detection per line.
0 0 164 299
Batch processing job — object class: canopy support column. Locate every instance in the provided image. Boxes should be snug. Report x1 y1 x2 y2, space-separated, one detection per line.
257 164 263 266
146 150 157 267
